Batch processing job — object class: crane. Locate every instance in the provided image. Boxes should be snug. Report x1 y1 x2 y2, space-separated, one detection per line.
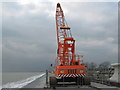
49 3 90 88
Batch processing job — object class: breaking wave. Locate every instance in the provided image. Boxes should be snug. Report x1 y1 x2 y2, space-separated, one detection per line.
2 73 45 88
0 86 2 90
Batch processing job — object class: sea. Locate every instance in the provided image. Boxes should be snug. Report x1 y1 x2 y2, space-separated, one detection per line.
1 72 46 89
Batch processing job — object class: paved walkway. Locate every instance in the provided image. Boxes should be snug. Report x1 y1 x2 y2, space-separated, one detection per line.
91 82 120 90
23 74 46 88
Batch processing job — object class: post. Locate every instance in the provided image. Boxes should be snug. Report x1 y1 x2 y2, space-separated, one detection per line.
46 70 48 87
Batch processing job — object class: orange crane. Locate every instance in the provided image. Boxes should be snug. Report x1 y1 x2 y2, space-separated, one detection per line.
49 3 90 87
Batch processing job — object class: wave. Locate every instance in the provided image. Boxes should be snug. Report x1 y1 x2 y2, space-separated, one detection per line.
2 73 45 88
0 86 2 90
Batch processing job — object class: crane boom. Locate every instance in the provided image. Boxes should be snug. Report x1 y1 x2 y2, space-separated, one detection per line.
56 3 71 42
56 3 75 66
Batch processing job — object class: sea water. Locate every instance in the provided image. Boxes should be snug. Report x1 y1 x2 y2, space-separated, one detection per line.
2 72 45 88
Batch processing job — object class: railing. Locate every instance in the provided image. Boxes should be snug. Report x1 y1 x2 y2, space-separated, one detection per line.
87 69 120 87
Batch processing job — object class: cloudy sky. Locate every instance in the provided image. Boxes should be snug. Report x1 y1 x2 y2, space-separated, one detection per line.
2 0 118 72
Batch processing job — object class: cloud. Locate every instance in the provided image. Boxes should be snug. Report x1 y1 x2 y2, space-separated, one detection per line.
2 2 118 72
1 0 119 2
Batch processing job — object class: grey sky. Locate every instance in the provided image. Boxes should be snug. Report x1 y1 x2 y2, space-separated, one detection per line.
2 1 118 72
